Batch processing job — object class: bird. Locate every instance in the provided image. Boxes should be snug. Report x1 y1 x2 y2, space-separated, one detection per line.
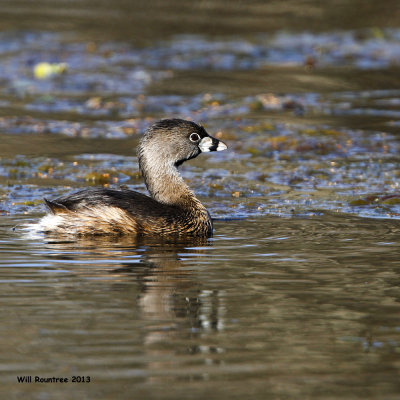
37 118 227 237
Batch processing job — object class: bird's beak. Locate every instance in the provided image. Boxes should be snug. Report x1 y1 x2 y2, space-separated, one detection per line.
199 136 228 152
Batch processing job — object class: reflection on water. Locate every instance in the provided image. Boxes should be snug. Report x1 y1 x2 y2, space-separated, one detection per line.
1 214 400 399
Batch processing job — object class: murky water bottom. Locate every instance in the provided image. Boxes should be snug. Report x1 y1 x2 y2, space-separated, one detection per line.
1 214 400 399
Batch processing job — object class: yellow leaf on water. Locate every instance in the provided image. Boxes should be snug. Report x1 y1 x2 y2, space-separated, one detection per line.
33 62 68 80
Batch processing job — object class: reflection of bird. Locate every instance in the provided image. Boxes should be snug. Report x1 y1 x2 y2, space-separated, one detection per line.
38 119 227 237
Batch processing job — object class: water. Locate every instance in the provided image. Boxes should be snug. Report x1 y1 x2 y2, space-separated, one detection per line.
2 214 400 399
1 1 400 399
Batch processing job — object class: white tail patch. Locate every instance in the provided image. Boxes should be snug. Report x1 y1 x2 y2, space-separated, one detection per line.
27 206 138 236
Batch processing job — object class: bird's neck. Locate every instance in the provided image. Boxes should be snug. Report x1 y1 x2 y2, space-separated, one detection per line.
139 154 201 208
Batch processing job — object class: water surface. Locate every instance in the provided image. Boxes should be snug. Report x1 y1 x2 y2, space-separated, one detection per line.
2 214 400 399
1 1 400 399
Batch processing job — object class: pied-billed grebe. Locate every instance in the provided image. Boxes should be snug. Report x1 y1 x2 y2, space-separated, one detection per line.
37 119 227 237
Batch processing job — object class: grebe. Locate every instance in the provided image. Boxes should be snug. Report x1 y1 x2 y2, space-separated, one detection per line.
38 119 227 237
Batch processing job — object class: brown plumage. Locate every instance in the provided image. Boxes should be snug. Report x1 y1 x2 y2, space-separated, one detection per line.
38 119 227 237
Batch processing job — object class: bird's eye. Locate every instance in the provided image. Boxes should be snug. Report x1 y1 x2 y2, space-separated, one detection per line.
189 133 200 142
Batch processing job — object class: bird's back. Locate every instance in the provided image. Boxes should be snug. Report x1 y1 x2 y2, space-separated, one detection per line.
41 187 212 236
